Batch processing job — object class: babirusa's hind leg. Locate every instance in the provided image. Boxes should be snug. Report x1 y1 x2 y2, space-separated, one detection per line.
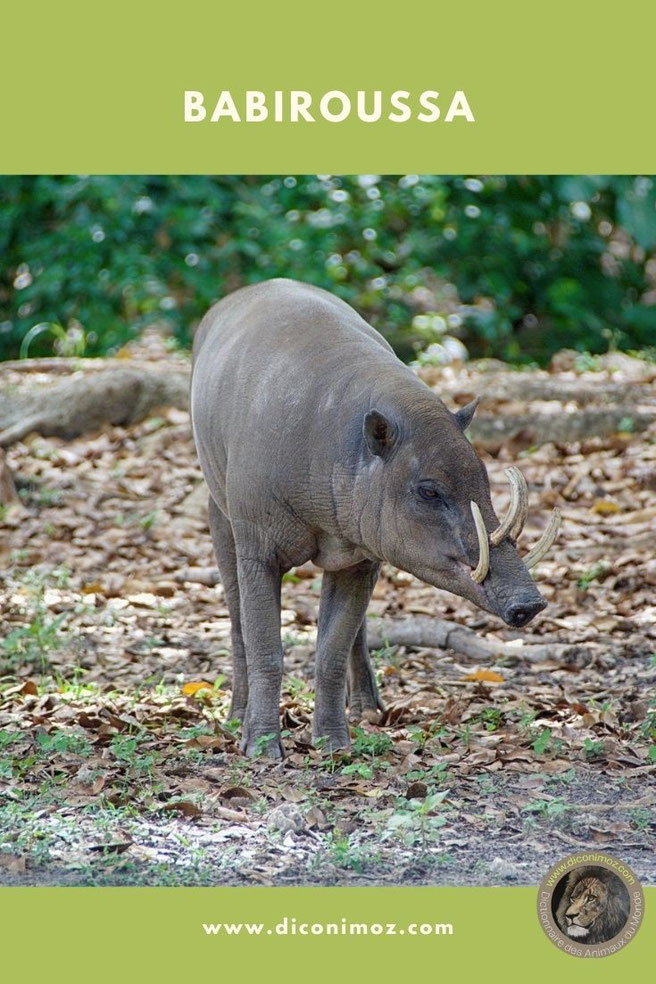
236 549 285 759
208 496 248 721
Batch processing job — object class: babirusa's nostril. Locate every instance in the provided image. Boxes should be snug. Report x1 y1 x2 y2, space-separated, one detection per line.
504 598 547 627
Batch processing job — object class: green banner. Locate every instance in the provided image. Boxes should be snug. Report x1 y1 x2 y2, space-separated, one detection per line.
1 887 652 980
1 0 655 173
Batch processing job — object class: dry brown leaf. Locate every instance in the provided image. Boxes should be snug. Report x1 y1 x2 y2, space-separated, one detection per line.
353 786 385 798
220 785 257 802
406 781 428 799
0 854 27 874
160 800 202 818
591 498 621 515
81 581 104 594
280 787 306 803
462 669 505 683
305 806 327 828
89 840 132 854
181 681 213 696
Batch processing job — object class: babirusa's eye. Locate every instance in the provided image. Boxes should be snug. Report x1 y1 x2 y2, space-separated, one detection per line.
418 486 443 503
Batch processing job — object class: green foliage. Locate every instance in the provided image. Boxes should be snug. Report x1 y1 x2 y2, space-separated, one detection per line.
337 728 394 778
532 727 552 756
522 797 570 820
326 831 377 872
351 727 394 758
340 762 374 779
583 737 605 759
1 568 70 668
36 730 92 758
477 706 504 732
577 562 608 590
1 175 655 363
382 791 450 848
640 702 656 741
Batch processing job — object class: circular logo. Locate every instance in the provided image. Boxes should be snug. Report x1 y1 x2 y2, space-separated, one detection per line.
537 853 644 957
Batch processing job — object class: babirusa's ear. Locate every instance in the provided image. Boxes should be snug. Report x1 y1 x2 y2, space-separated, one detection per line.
363 410 398 458
454 396 481 431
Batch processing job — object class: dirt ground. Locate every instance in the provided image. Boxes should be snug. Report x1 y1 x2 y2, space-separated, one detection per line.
0 348 655 886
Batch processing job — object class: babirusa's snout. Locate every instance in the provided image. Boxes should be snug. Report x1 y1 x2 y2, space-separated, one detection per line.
468 467 561 585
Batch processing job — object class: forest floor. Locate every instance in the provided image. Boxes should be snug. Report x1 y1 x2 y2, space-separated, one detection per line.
0 346 655 887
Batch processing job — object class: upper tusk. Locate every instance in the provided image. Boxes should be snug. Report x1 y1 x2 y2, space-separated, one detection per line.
470 501 490 583
490 466 529 545
524 507 561 570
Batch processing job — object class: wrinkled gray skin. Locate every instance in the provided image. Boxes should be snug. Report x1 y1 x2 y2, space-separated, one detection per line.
191 279 546 757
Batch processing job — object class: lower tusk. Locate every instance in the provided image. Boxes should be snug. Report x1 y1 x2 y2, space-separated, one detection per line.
490 466 529 545
524 507 561 569
470 501 490 583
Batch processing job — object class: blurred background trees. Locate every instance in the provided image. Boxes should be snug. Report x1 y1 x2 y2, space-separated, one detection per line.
1 174 655 364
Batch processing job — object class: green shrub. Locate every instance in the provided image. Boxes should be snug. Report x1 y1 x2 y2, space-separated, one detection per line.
1 175 655 363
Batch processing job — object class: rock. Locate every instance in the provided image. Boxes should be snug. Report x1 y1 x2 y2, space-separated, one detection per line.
268 804 304 835
569 813 601 838
488 856 523 882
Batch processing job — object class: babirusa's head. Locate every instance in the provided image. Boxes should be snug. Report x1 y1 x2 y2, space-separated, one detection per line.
357 398 559 627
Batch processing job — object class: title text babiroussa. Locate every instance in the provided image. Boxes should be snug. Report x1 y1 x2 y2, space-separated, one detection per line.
183 90 475 124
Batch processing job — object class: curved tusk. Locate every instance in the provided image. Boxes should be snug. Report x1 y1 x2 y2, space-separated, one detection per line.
490 466 529 546
470 501 490 583
524 507 561 570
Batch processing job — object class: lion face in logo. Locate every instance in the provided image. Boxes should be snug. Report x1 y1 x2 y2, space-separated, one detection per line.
554 867 630 944
560 877 608 938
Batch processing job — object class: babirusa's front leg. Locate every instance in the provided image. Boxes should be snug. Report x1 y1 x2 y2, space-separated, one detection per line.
313 561 379 752
347 618 385 722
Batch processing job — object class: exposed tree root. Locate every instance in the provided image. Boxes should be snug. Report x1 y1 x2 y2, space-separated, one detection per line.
480 377 655 406
175 566 221 586
173 565 604 666
2 358 654 450
469 407 656 449
0 368 190 447
0 449 21 507
366 615 604 666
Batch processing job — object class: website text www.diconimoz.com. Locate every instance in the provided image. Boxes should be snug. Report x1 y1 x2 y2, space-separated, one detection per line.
202 918 454 938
